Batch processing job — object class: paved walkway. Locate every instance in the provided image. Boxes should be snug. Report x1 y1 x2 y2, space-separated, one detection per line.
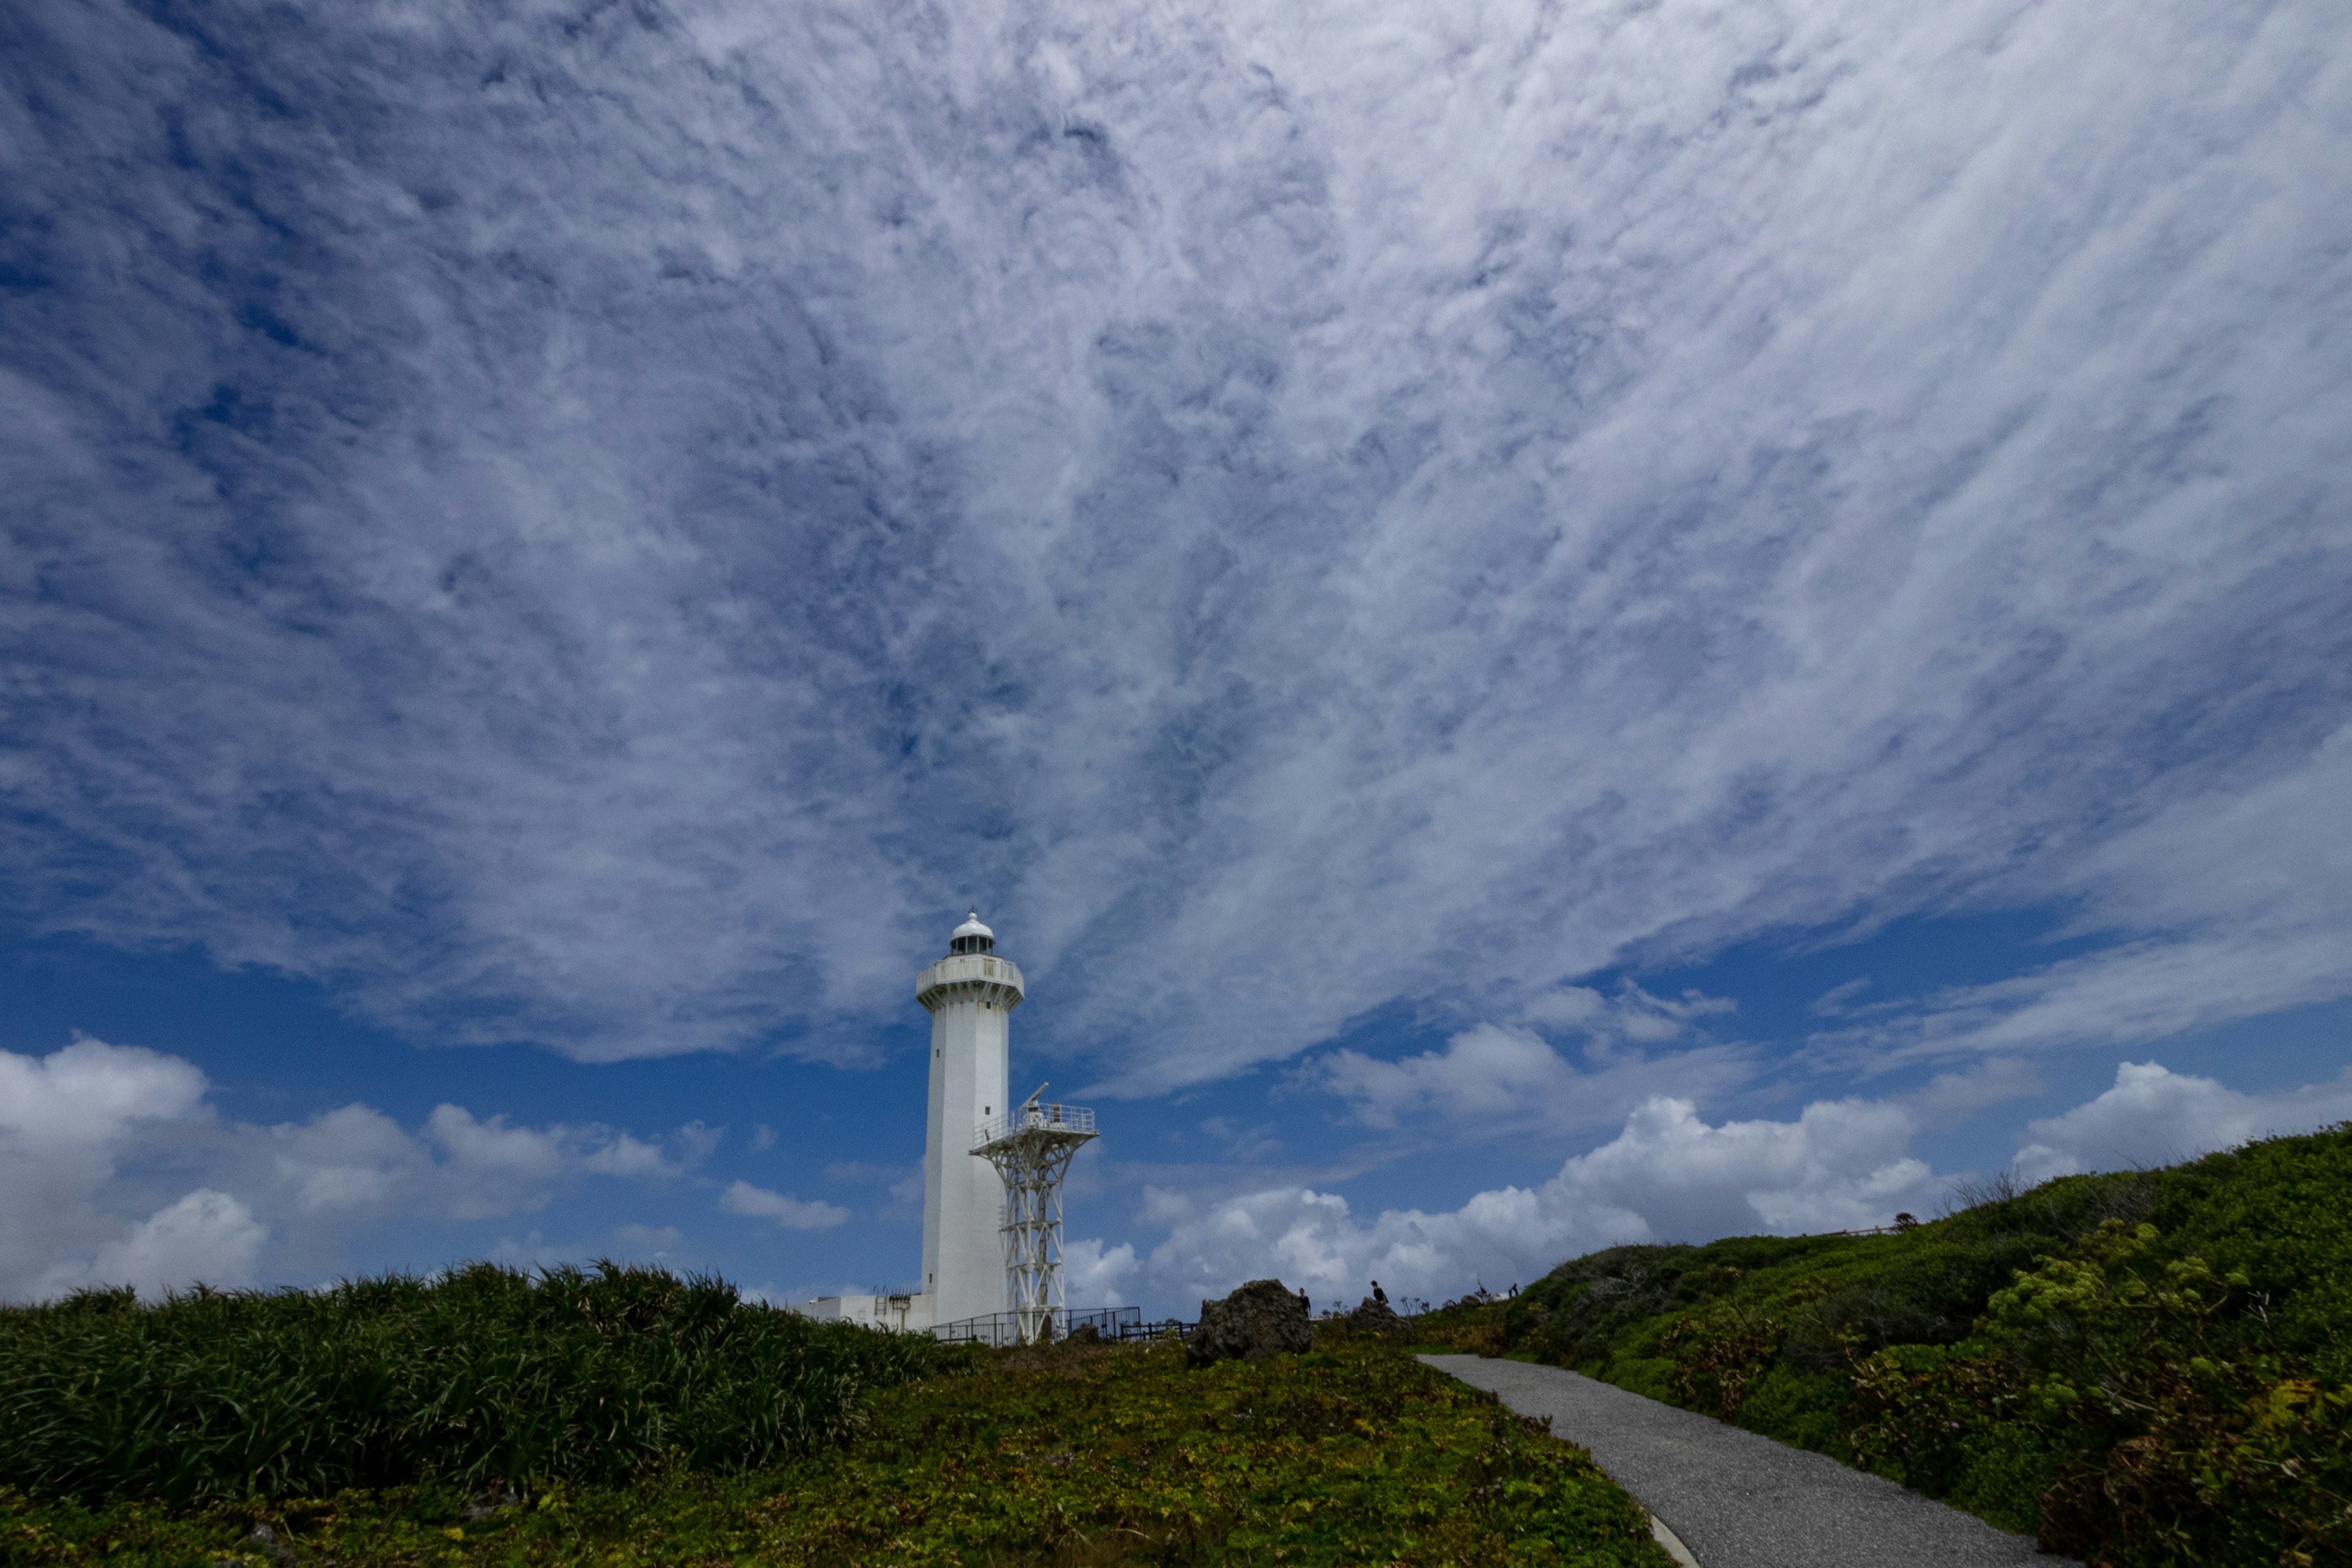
1420 1355 2076 1568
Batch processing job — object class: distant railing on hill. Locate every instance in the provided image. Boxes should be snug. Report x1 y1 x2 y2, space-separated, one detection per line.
1809 1213 1925 1238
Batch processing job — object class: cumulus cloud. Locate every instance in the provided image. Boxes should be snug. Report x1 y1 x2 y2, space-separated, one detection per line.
42 1191 268 1302
0 1036 208 1147
0 1038 215 1296
0 1038 707 1300
0 0 2340 1085
2012 1061 2352 1183
1064 1237 1140 1308
718 1182 850 1232
1137 1088 1947 1306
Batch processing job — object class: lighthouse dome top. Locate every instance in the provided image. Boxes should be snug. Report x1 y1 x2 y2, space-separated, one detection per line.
949 910 996 955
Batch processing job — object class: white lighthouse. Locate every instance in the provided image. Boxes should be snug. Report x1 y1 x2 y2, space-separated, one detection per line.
793 911 1094 1342
915 911 1022 1325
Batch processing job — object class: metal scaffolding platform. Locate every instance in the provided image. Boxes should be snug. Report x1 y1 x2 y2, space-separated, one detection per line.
971 1090 1098 1346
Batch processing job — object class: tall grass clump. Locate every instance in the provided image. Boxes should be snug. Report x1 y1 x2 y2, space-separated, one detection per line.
0 1261 971 1507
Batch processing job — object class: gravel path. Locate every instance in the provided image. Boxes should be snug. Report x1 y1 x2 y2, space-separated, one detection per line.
1420 1355 2076 1568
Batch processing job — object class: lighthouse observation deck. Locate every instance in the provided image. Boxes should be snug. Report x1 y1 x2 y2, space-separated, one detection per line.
916 952 1025 1012
971 1101 1096 1154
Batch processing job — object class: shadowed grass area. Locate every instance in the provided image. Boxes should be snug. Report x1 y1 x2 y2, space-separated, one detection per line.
2 1337 1673 1567
1411 1125 2352 1568
0 1261 971 1507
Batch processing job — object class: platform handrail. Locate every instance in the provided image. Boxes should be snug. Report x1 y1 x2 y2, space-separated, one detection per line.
971 1101 1095 1151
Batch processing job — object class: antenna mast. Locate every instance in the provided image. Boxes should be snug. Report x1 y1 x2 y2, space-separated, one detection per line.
971 1083 1099 1344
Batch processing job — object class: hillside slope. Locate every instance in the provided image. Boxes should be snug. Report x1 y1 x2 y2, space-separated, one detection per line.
1419 1125 2351 1568
3 1338 1672 1567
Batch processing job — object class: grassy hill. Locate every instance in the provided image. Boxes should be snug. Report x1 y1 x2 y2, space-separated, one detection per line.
1 1270 1670 1567
1416 1123 2352 1568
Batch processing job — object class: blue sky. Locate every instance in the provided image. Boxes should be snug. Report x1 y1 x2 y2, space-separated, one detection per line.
2 0 2348 1314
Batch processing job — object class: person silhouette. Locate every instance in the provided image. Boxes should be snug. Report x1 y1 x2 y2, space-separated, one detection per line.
1371 1281 1387 1306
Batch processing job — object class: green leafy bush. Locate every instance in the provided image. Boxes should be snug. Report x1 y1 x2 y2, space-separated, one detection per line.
1421 1125 2352 1568
0 1261 970 1506
1 1338 1674 1567
1849 1219 2352 1566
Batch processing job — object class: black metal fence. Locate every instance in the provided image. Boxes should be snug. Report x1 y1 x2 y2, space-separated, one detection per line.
931 1305 1191 1348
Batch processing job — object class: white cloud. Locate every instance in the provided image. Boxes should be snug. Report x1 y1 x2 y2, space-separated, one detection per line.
1807 729 2352 1070
578 1133 675 1179
718 1182 850 1232
1142 1089 1946 1306
1306 1014 1751 1134
1308 1026 1591 1129
428 1106 567 1186
2012 1061 2352 1183
43 1190 268 1301
1569 1096 1937 1238
0 1037 709 1301
249 1101 701 1227
0 1036 208 1148
0 1038 214 1297
1064 1237 1140 1308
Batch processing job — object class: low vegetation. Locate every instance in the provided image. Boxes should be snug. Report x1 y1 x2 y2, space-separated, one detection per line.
3 1284 1671 1567
0 1261 966 1507
1415 1125 2352 1568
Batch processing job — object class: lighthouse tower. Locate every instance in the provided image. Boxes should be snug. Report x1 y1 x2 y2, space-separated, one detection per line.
916 911 1022 1326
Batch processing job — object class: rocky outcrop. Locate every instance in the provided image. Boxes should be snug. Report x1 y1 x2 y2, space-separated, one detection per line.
1186 1278 1313 1366
1346 1295 1409 1338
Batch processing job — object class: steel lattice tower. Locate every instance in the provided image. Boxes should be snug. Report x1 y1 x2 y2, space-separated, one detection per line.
972 1090 1098 1345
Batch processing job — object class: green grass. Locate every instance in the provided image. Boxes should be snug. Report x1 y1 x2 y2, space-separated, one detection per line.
0 1261 969 1507
1415 1124 2352 1568
3 1338 1674 1568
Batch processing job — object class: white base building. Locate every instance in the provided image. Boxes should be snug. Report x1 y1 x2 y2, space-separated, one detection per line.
793 1292 931 1333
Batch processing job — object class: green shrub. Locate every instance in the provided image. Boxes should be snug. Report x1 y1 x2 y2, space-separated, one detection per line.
1849 1219 2352 1566
1461 1125 2352 1568
0 1261 970 1506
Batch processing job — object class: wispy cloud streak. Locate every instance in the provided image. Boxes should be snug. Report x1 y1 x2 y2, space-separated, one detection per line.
0 0 2344 1080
